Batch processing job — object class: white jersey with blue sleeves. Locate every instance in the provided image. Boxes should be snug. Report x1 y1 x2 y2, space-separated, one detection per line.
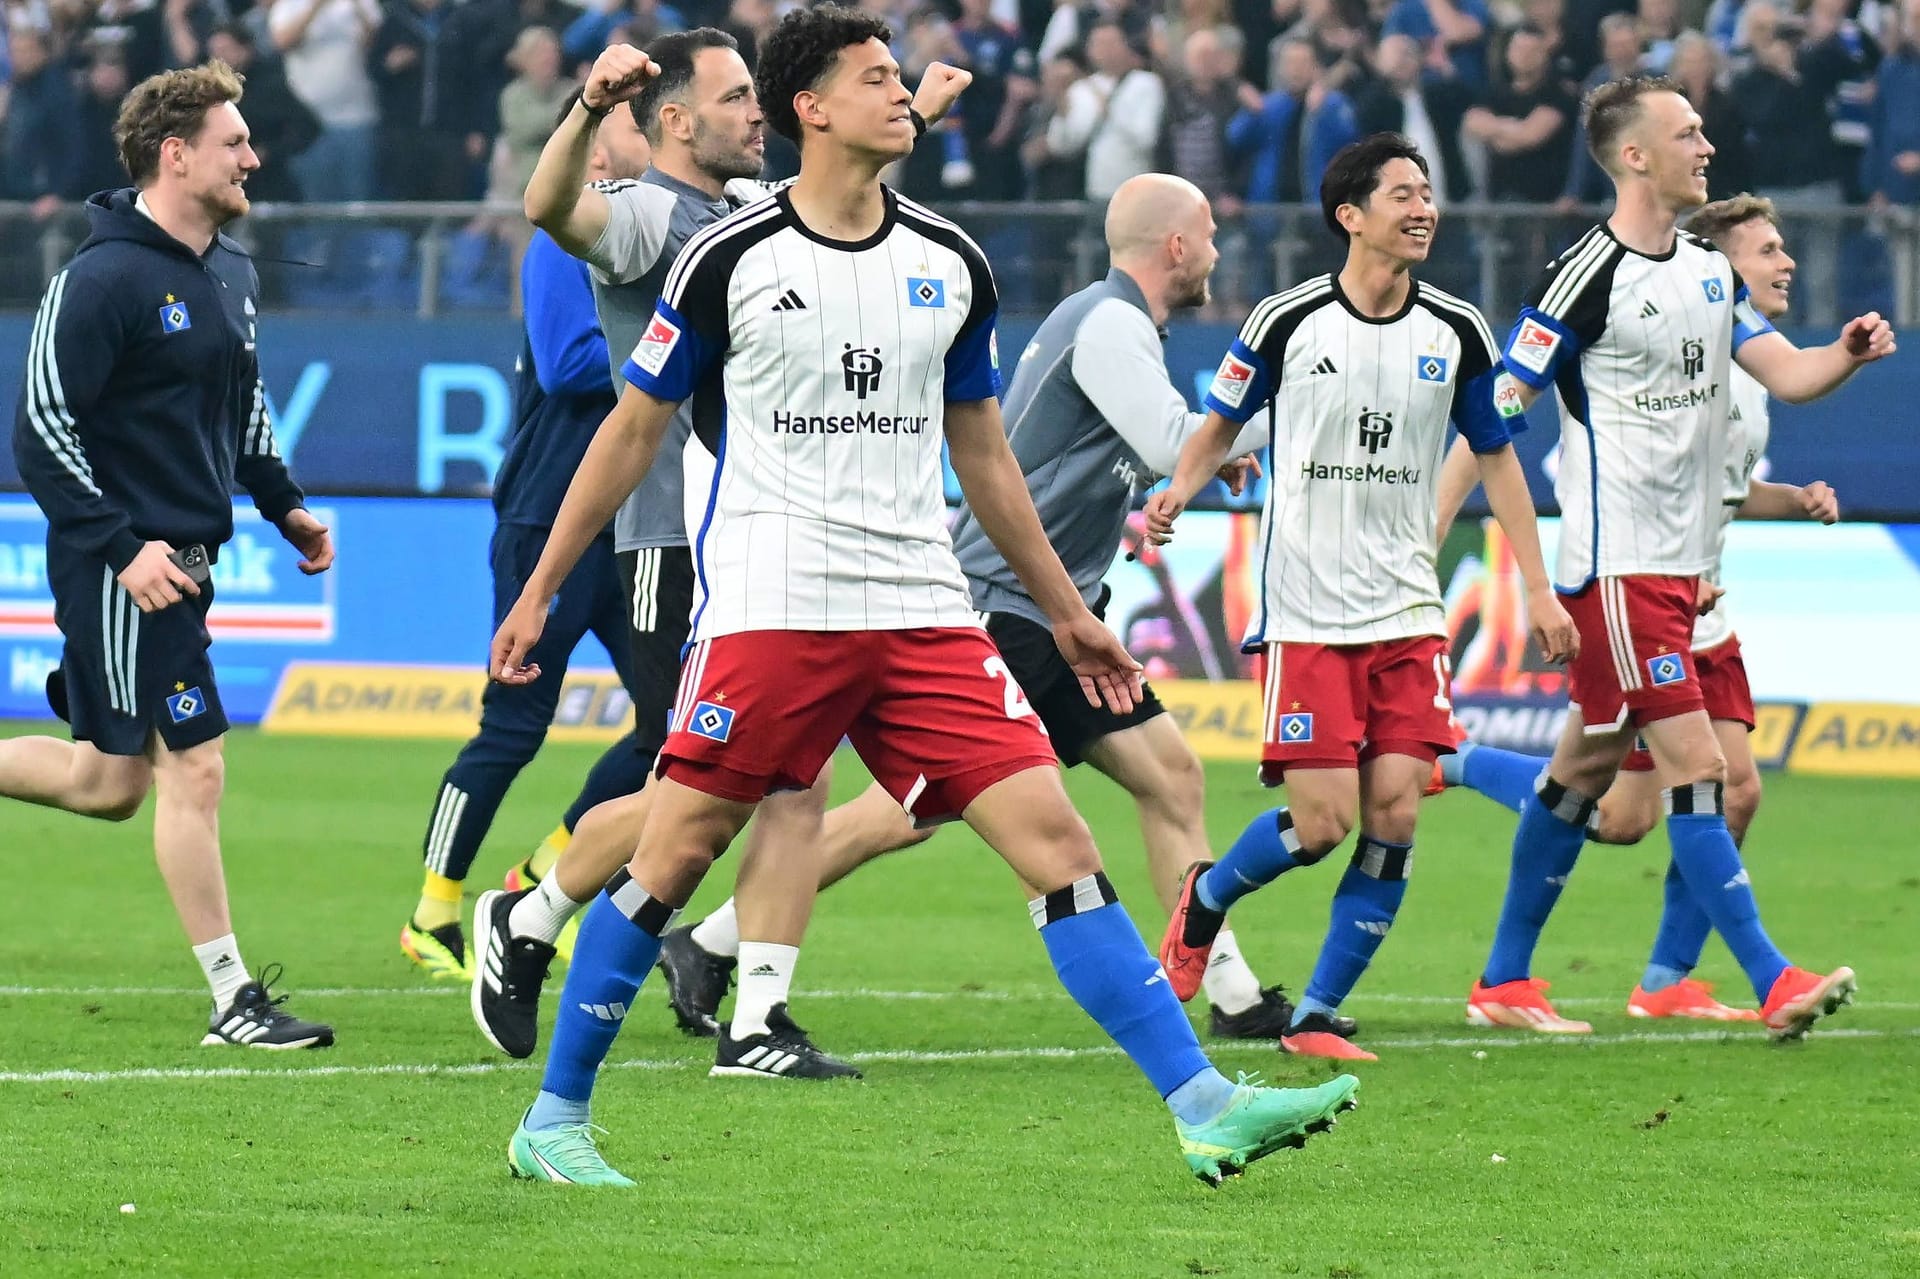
1502 224 1775 591
1205 274 1520 646
620 187 1002 641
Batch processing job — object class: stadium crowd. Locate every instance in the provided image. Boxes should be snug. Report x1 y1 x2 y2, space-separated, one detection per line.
3 0 1918 213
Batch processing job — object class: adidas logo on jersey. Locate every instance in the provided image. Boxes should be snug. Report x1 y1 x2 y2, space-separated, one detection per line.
771 288 808 312
1640 300 1660 318
1309 357 1338 375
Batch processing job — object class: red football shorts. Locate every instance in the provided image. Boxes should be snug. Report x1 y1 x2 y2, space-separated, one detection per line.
1256 634 1457 783
659 627 1057 823
1621 635 1756 771
1560 575 1706 735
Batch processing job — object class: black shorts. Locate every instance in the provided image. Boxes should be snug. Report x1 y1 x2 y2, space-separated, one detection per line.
984 608 1163 768
617 544 696 759
46 543 229 757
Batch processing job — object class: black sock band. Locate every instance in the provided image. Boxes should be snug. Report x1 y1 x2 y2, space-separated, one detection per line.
1028 871 1119 929
1664 781 1725 816
604 867 683 937
1352 836 1414 881
1536 776 1600 826
1278 809 1332 865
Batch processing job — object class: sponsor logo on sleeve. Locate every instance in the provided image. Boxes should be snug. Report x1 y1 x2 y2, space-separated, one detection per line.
1493 371 1524 418
1209 353 1255 408
1508 318 1560 375
631 314 682 377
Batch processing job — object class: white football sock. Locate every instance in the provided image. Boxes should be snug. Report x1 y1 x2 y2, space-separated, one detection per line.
689 897 741 958
508 873 585 946
1200 927 1263 1015
193 934 251 1011
730 941 798 1038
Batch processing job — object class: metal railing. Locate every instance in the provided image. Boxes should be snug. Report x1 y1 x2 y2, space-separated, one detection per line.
1 198 1913 326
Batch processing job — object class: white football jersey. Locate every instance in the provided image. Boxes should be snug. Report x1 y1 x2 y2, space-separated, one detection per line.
1503 224 1775 590
621 188 1002 641
1205 275 1521 645
1691 365 1770 652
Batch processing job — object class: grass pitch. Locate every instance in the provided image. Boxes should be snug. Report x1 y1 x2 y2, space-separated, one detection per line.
2 727 1915 1277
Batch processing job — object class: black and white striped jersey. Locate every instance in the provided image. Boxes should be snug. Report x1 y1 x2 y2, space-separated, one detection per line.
1691 366 1770 653
1204 274 1518 646
1501 223 1775 590
620 186 1002 640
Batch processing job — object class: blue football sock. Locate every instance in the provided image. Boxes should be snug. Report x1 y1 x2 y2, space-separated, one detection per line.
1033 875 1213 1113
534 870 679 1116
1301 838 1411 1011
1665 784 1788 1002
1483 779 1593 987
1643 858 1713 990
1197 809 1311 914
1461 744 1548 815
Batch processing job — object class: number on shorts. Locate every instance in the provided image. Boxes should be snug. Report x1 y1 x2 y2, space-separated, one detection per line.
983 657 1038 720
1432 652 1455 712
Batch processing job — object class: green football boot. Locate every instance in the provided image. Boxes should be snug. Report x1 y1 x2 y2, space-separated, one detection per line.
507 1111 637 1187
1176 1072 1360 1186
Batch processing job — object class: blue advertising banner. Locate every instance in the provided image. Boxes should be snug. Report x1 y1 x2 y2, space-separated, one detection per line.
0 313 1913 516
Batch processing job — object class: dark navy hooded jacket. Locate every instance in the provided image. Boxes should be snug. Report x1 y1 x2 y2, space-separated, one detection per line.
13 188 304 572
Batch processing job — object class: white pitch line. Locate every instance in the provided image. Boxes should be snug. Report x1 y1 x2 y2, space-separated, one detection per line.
0 1027 1911 1087
2 985 1916 1012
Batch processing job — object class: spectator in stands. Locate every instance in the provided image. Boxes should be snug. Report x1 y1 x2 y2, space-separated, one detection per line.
1275 0 1369 90
269 0 383 201
1023 48 1090 198
1670 29 1750 198
562 0 685 66
436 0 584 189
1558 11 1642 207
1164 26 1251 205
1 25 79 216
1800 0 1881 202
1154 0 1231 64
206 23 318 202
71 45 133 194
1354 31 1472 203
1736 2 1839 193
1044 18 1164 202
1636 0 1681 70
1866 0 1920 207
493 25 575 203
1463 24 1576 200
369 0 470 199
84 0 171 81
160 0 230 68
1381 0 1493 88
1229 35 1359 204
952 0 1038 199
1521 0 1584 85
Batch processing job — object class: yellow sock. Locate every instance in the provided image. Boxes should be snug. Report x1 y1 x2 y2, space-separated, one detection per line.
414 871 463 932
527 824 571 879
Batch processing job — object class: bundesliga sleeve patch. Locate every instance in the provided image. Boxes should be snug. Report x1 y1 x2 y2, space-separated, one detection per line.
1507 318 1560 375
1646 653 1688 687
1209 353 1256 409
1278 711 1314 743
1493 371 1525 418
631 313 682 378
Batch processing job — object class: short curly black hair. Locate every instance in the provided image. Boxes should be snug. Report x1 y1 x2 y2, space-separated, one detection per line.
754 3 894 145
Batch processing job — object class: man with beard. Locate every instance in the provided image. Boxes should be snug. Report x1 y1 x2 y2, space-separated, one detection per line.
6 61 335 1048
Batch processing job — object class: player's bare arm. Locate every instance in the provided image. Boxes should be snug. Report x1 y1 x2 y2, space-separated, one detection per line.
1734 313 1896 404
1434 433 1480 544
946 397 1143 714
1740 477 1839 523
1141 410 1242 544
523 44 659 256
491 385 678 682
1474 444 1579 664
